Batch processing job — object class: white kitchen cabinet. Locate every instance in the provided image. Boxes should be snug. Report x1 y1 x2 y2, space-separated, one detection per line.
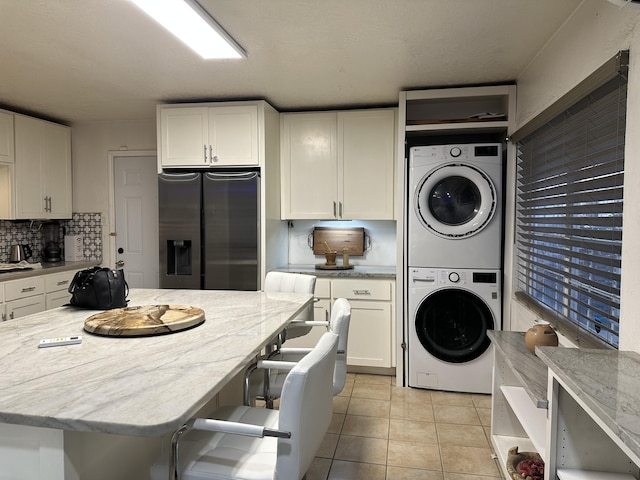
489 331 548 478
0 111 14 218
281 108 396 220
489 331 640 480
0 111 14 164
45 270 77 309
13 114 72 219
400 85 515 136
280 277 395 369
158 103 259 168
4 276 46 320
332 278 393 368
1 270 79 320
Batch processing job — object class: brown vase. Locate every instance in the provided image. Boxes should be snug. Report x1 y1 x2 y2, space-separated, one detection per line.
524 323 558 354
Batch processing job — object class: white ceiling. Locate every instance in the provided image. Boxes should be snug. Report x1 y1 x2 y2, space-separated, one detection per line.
0 0 583 125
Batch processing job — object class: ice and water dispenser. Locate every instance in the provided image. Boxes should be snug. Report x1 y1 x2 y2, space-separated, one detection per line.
166 240 192 275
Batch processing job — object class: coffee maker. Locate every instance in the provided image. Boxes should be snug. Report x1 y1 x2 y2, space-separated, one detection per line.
41 222 62 262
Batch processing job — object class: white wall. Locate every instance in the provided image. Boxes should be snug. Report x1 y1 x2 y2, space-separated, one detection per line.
71 119 156 266
505 0 640 351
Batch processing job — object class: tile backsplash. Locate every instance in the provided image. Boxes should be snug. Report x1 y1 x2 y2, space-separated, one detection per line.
0 213 103 263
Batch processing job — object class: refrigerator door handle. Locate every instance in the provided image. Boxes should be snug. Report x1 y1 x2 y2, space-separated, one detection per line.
206 171 259 181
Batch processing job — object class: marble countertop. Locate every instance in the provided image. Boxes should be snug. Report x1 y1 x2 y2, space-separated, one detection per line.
275 264 396 278
488 330 549 408
0 260 100 282
0 288 312 436
536 346 640 463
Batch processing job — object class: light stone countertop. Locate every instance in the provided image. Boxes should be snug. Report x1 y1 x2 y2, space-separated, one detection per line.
487 330 549 408
0 260 100 282
275 264 396 279
536 346 640 463
0 288 312 437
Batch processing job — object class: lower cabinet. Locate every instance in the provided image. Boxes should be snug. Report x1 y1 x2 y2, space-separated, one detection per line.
283 276 395 369
2 270 78 321
45 271 75 309
4 276 45 320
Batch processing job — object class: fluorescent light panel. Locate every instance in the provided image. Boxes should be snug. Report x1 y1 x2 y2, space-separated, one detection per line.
131 0 246 59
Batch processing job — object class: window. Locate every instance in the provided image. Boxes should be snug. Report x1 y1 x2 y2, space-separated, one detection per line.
514 53 628 348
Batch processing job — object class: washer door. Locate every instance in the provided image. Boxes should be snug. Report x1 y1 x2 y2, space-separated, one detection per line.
415 288 494 363
414 163 496 238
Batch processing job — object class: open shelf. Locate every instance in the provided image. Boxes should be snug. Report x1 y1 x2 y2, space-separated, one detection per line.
500 385 547 458
492 434 537 480
557 468 637 480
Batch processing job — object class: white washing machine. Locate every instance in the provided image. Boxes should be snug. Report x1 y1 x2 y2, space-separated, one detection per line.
408 143 503 269
407 267 501 394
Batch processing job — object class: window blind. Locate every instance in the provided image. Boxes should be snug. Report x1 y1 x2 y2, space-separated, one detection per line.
516 59 627 348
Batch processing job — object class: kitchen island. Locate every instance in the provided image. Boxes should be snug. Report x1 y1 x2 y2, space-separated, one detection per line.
0 288 312 479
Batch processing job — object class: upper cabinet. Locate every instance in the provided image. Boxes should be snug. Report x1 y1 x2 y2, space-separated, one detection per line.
0 113 72 220
13 115 72 219
281 108 396 220
157 103 259 169
0 112 15 219
400 85 516 137
0 112 14 164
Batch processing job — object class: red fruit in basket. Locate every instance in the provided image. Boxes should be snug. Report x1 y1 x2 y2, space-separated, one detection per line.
516 458 544 479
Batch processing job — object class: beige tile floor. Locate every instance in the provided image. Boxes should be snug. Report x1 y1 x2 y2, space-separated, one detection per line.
303 372 502 480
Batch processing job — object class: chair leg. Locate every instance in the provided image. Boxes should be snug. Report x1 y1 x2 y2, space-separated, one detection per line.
170 423 190 480
243 362 259 406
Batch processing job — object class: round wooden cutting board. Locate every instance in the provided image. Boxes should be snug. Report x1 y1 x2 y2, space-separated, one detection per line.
84 305 205 337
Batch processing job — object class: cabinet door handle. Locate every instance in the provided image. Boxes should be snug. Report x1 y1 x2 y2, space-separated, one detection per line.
48 196 52 212
1 313 5 321
333 201 337 217
9 312 14 320
352 289 371 295
22 286 36 293
203 145 207 163
209 145 214 163
339 201 343 218
57 280 68 286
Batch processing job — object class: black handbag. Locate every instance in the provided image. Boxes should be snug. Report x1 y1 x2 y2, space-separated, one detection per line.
68 267 129 310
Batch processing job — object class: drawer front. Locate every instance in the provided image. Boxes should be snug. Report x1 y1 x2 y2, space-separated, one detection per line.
332 279 391 301
314 278 331 299
6 295 46 320
5 277 45 301
45 271 76 293
46 290 71 310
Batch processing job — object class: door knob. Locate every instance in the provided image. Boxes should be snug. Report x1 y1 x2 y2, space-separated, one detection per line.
115 260 125 268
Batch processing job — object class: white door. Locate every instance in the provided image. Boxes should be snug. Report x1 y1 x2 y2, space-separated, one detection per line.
114 156 158 288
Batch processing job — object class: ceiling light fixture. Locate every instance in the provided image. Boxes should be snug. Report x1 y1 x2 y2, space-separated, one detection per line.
130 0 246 59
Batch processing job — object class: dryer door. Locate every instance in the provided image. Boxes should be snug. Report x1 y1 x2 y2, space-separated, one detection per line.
415 288 494 363
414 163 496 238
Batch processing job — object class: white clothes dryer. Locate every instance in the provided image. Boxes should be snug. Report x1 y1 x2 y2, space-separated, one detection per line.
408 144 503 269
407 267 501 394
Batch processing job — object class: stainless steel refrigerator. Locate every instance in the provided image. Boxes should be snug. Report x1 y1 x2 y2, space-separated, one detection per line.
158 170 260 291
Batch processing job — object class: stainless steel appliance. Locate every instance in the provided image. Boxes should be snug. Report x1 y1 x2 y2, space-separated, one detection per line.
42 222 62 262
158 170 260 291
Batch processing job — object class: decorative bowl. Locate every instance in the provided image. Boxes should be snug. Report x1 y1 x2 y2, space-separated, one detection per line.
506 446 544 480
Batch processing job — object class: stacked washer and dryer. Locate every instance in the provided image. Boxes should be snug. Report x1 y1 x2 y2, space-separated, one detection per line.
406 143 503 394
